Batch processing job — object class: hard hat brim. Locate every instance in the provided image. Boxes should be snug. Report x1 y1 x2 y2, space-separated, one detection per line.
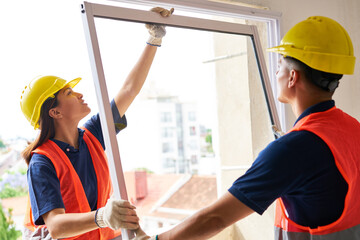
267 45 355 75
67 77 82 89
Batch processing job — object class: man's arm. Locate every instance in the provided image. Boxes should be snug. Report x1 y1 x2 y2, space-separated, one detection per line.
159 192 254 240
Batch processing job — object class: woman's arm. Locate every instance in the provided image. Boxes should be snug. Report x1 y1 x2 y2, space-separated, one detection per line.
114 44 157 117
42 208 98 239
114 7 173 117
43 198 139 239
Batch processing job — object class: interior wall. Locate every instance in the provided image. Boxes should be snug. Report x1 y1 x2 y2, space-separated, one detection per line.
209 0 359 239
254 0 360 129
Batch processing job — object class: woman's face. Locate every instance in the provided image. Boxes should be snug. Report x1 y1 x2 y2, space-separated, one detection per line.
53 85 91 123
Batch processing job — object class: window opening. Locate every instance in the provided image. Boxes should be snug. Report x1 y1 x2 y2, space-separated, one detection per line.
81 2 280 238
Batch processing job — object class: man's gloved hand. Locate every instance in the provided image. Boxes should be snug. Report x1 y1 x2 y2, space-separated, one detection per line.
146 7 174 47
131 227 155 240
272 125 285 138
95 198 139 230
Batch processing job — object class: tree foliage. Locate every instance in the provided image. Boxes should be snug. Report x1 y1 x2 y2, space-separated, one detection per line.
0 204 21 240
0 138 6 149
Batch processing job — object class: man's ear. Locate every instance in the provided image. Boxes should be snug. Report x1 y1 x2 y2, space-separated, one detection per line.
49 108 62 119
288 69 300 88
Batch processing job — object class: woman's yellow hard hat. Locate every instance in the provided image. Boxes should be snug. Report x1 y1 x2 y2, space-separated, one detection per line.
20 75 81 129
267 16 355 75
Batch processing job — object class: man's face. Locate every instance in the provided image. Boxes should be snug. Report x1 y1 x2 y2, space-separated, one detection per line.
276 57 291 103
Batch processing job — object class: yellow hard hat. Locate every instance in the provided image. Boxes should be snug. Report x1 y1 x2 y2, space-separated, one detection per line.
267 16 355 74
20 75 81 129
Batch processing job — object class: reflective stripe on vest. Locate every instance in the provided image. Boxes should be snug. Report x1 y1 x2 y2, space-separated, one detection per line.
24 128 121 240
274 107 360 239
275 224 360 240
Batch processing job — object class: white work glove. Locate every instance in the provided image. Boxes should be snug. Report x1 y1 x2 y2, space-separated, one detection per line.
131 227 156 240
95 198 139 230
146 7 174 47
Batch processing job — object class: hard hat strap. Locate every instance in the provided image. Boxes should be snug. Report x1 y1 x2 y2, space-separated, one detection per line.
310 69 342 92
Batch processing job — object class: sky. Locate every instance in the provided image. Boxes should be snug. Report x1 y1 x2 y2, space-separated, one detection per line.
0 0 94 140
0 0 219 141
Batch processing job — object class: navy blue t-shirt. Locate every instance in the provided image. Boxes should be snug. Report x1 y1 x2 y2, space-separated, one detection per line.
27 100 127 225
228 100 348 228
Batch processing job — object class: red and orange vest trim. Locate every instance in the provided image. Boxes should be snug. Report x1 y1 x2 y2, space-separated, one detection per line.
275 107 360 239
24 128 121 240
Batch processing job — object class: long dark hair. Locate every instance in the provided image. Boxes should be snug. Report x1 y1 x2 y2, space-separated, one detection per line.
22 92 59 165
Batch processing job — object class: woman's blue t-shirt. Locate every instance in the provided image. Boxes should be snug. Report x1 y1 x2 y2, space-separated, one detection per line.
27 100 127 225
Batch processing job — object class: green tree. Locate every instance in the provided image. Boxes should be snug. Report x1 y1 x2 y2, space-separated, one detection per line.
0 185 27 199
135 167 154 174
205 130 213 153
0 204 21 240
205 133 212 145
0 138 6 149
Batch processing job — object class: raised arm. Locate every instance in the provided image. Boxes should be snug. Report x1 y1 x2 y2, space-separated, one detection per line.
114 7 174 117
114 44 157 117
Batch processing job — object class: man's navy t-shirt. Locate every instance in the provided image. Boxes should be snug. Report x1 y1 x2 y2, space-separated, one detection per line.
228 100 348 228
27 100 127 225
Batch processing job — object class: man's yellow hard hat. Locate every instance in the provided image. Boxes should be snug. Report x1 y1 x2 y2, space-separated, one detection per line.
267 16 355 75
20 75 81 129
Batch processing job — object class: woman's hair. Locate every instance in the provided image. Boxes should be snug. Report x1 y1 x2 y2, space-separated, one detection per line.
284 56 343 92
22 93 59 165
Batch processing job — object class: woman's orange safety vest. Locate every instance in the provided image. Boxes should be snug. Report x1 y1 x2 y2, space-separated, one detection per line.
275 107 360 239
24 128 121 240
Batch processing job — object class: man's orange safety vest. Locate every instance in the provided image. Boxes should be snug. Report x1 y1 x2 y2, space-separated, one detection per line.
24 128 121 240
275 107 360 239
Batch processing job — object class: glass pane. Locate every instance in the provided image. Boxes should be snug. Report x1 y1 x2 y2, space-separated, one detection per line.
94 17 273 234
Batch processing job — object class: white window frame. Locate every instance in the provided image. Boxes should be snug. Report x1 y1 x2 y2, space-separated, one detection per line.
81 1 282 238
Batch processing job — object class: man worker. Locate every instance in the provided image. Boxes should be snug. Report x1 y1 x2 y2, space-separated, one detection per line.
133 15 359 240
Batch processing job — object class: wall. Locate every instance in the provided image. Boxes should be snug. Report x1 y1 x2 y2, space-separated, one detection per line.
213 18 275 239
212 0 360 239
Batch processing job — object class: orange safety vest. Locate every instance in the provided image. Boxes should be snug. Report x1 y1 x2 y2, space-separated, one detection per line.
275 107 360 239
24 128 121 240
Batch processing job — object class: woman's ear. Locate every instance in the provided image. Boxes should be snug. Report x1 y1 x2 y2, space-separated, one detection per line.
49 108 62 119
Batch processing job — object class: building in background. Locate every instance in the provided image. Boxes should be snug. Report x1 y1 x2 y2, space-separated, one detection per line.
122 89 216 175
158 96 201 174
124 171 217 236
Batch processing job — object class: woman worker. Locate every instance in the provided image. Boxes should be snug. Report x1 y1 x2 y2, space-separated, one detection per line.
20 7 174 240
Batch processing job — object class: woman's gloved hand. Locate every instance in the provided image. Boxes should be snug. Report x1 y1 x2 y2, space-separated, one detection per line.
146 7 174 47
95 198 139 230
